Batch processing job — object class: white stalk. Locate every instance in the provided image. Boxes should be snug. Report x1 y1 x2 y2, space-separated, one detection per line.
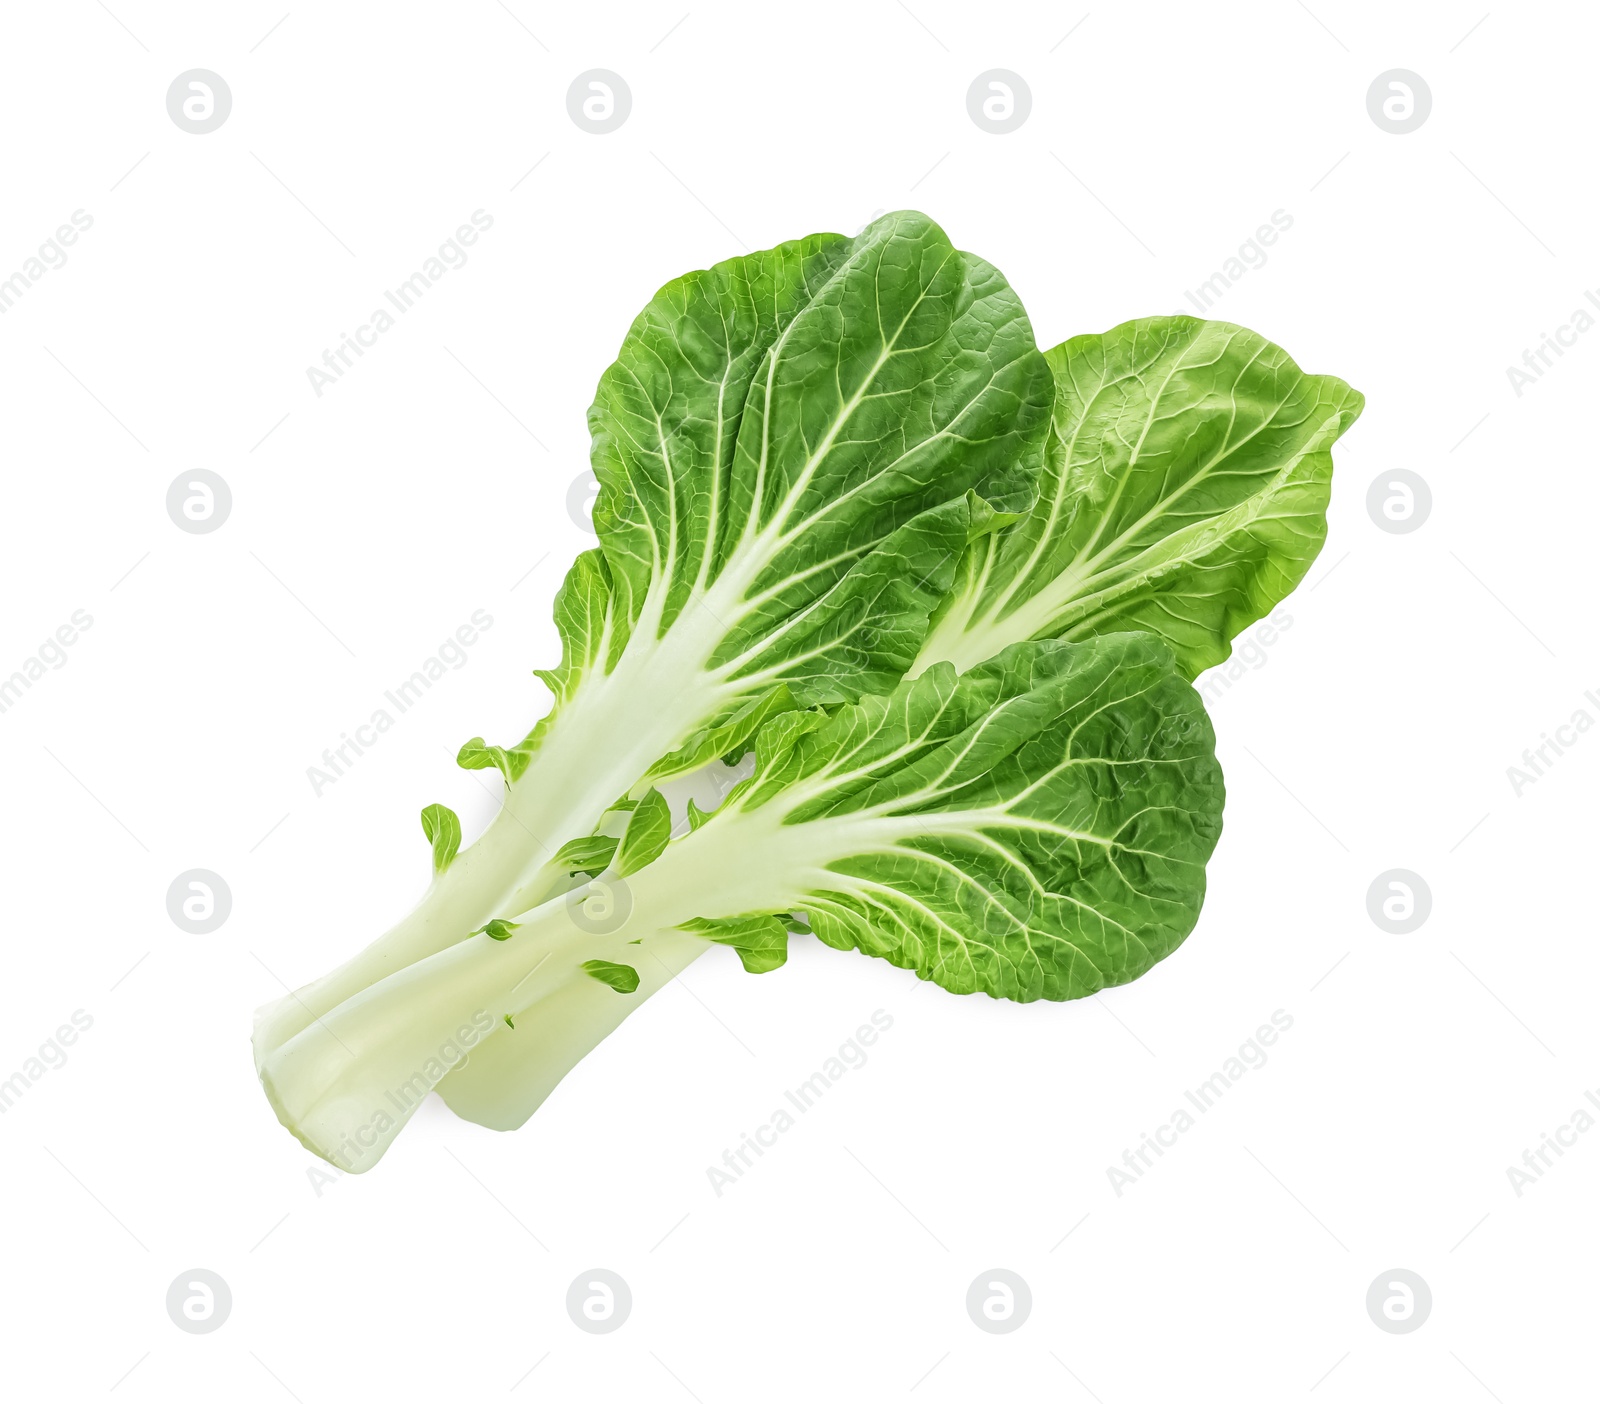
251 563 758 1069
258 786 909 1170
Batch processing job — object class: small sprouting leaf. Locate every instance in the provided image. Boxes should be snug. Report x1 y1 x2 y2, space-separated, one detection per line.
503 1013 516 1030
581 959 640 994
646 685 799 781
686 798 717 833
555 834 620 875
419 803 461 873
681 915 790 974
753 708 829 772
531 547 618 708
457 737 533 784
963 487 1022 542
614 788 671 877
473 919 519 941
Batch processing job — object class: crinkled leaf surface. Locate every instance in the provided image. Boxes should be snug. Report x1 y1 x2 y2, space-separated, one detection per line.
625 635 1224 1001
423 634 1222 1149
915 316 1363 679
249 211 1054 1079
496 209 1053 771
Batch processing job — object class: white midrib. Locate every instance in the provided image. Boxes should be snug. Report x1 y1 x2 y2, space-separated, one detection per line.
486 339 954 914
500 566 764 834
921 400 1336 675
614 791 1112 940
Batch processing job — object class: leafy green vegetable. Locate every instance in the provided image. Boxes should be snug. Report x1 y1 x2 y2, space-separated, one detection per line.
473 920 518 941
613 788 672 877
261 636 1222 1167
553 834 620 876
580 960 641 994
251 225 1357 1176
681 915 791 974
250 210 1052 1070
915 317 1363 679
455 737 531 784
419 804 461 873
444 404 1322 1135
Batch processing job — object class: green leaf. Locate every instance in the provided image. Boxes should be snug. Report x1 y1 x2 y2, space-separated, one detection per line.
963 488 1023 543
614 788 671 877
368 637 1226 1161
554 834 620 875
752 708 829 772
419 804 461 873
253 215 1061 1167
915 316 1363 680
589 211 1052 705
445 213 1054 815
473 919 519 941
645 685 799 782
456 737 533 785
704 634 1224 1001
681 915 790 973
581 959 641 994
531 548 619 710
685 798 717 833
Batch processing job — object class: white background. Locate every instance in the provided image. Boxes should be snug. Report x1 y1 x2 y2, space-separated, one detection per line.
1 1 1594 1399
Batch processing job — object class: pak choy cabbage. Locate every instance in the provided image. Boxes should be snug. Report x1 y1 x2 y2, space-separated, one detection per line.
253 211 1361 1171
